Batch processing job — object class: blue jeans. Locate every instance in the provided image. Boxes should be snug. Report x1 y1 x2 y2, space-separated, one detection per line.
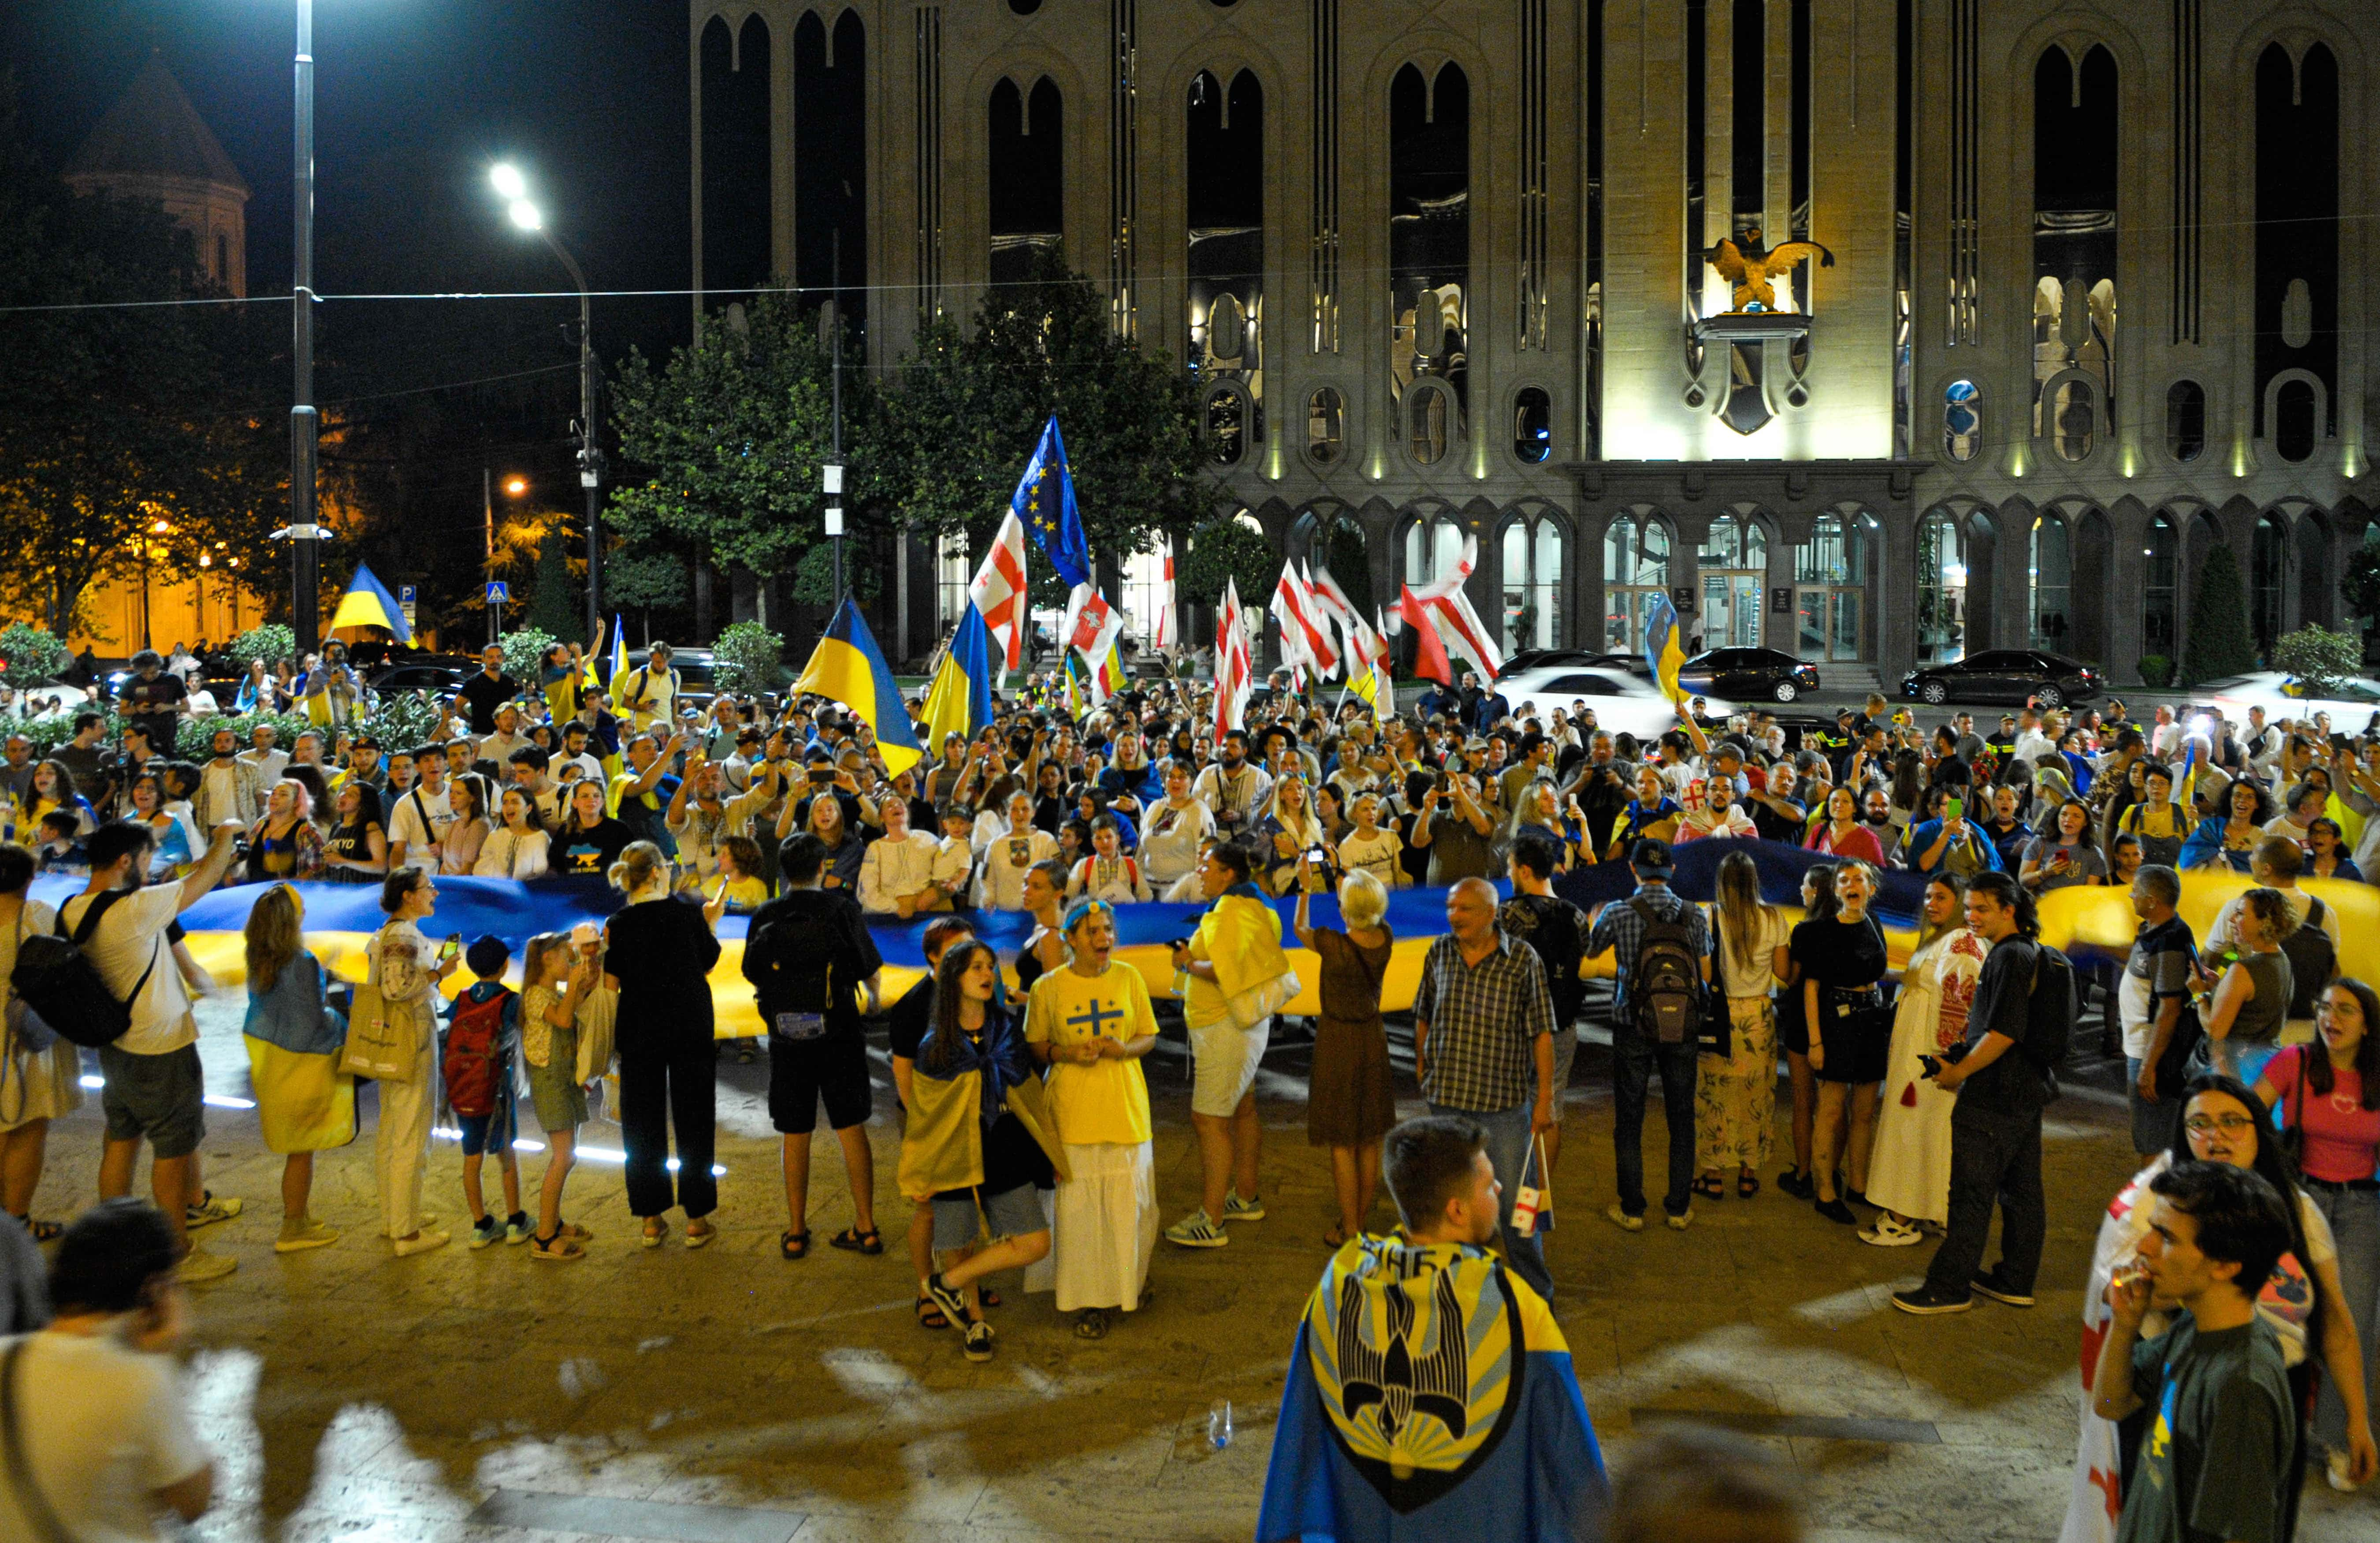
1611 1029 1699 1219
1428 1100 1554 1305
2306 1183 2380 1455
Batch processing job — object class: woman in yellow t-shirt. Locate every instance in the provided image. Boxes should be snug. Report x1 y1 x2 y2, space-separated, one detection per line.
1025 900 1160 1338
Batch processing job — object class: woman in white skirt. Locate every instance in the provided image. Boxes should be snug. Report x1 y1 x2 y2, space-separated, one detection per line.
1859 873 1988 1248
1024 899 1160 1338
0 842 80 1242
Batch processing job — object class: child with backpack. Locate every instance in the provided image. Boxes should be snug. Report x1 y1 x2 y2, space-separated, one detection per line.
443 935 528 1249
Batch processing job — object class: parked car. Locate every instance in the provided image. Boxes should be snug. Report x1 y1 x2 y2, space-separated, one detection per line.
2198 672 2380 735
4 678 89 720
366 662 469 697
1899 649 2100 708
1493 664 1734 740
609 647 719 710
1496 649 1648 680
1678 647 1820 704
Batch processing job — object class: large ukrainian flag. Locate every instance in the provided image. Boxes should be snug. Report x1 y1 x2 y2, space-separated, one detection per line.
794 598 925 775
920 601 995 753
327 563 412 646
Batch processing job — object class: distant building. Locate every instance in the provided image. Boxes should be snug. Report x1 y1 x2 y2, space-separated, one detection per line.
687 0 2372 687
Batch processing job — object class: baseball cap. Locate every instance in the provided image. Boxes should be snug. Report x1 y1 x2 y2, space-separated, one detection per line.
1629 837 1675 878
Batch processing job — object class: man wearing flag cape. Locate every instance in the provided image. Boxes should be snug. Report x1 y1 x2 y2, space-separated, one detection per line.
1259 1115 1605 1543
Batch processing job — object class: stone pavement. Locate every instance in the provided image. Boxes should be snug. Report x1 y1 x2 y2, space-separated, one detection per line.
22 993 2380 1543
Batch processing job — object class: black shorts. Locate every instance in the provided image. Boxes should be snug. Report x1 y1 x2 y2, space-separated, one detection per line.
1777 994 1809 1058
767 1034 873 1135
1812 989 1890 1085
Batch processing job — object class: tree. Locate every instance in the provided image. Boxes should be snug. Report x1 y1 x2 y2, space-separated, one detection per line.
609 290 853 592
869 253 1208 603
2273 624 2362 693
1178 517 1279 611
525 532 580 640
712 621 785 693
2341 544 2380 641
2182 544 2257 684
0 623 70 684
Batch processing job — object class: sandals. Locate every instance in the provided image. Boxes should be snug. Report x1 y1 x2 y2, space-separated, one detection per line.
23 1218 61 1245
531 1231 586 1262
1737 1171 1762 1199
779 1229 811 1260
916 1297 949 1331
829 1226 884 1256
640 1219 670 1250
1075 1308 1111 1340
1690 1175 1727 1201
978 1287 1001 1309
1323 1227 1350 1249
685 1221 717 1249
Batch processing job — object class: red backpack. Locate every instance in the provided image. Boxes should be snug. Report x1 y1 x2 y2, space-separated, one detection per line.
443 986 513 1118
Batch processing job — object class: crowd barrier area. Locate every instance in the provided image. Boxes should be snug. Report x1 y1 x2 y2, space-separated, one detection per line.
30 837 2378 1039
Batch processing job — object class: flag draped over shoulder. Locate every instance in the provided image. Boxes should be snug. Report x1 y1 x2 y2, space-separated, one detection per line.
1643 592 1688 703
1257 1236 1606 1543
793 599 925 775
327 563 411 646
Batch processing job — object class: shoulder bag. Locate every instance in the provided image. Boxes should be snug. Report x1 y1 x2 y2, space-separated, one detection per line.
2150 939 2206 1094
338 928 420 1082
1696 905 1733 1060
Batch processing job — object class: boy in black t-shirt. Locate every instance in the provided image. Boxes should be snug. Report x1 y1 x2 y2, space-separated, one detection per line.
1500 833 1588 1216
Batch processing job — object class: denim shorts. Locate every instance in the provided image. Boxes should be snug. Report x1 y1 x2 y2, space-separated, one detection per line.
931 1183 1046 1252
457 1098 517 1157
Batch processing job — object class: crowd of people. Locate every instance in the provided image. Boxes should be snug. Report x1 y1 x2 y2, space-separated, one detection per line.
5 634 2380 1538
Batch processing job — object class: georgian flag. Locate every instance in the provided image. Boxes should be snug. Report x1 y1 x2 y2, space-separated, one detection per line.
1216 578 1253 734
967 510 1032 677
1391 533 1503 678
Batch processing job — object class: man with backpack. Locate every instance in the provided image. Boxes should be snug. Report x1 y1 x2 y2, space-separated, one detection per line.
49 821 245 1283
1584 838 1711 1234
1894 870 2068 1315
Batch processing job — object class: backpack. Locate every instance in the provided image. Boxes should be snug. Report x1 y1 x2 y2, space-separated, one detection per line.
1626 896 1704 1044
442 986 513 1118
10 891 156 1049
744 908 839 1041
2016 941 2078 1075
2280 897 2337 1019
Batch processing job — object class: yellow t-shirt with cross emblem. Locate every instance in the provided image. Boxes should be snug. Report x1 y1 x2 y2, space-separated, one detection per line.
1024 961 1157 1147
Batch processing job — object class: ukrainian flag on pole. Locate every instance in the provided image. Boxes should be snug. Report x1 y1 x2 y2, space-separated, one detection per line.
921 602 996 750
1642 592 1688 704
793 598 926 775
327 563 412 646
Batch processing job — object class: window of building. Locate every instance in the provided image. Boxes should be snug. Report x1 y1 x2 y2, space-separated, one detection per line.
1407 382 1451 465
1403 514 1464 591
1187 69 1265 443
2144 513 2177 654
2052 377 2096 461
2028 515 2071 651
1916 512 1966 664
1207 386 1247 467
1944 379 1980 462
1389 63 1469 426
1603 513 1670 651
936 532 971 634
1307 387 1344 465
1511 387 1552 463
2252 514 2288 653
1501 517 1564 651
2166 380 2205 462
989 78 1064 289
1122 536 1173 646
2275 379 2317 463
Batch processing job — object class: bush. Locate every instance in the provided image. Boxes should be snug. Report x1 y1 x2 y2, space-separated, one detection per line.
0 624 71 684
2182 545 2257 684
225 624 297 673
360 690 447 752
495 627 559 677
713 621 785 694
2273 624 2363 694
2137 654 2175 688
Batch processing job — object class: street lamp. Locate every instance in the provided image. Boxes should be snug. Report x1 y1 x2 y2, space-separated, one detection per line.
488 162 603 647
287 0 322 654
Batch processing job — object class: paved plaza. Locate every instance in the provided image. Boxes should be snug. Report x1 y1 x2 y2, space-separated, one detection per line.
22 991 2379 1543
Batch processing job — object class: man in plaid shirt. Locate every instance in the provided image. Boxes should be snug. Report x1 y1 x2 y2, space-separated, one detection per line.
1585 839 1710 1231
1413 877 1558 1302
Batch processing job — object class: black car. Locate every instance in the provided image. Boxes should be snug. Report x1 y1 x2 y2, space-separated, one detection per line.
1900 648 2101 708
1495 649 1644 680
1678 647 1821 704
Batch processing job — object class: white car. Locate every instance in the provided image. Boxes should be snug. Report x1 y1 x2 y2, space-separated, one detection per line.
5 680 89 720
2199 673 2380 735
1493 664 1734 741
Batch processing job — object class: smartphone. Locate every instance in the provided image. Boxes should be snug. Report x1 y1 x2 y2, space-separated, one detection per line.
1944 796 1964 823
809 767 835 785
1306 846 1330 865
439 933 462 959
1917 1054 1943 1079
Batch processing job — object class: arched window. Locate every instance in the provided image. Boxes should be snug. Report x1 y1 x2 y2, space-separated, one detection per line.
989 78 1064 288
1407 382 1451 465
1187 69 1264 441
1603 513 1670 650
2029 515 2071 651
1390 63 1470 425
1511 387 1552 463
2052 377 2096 461
937 532 972 634
2252 515 2288 653
699 15 773 297
2166 381 2206 462
1944 379 1980 462
1916 512 1967 664
2144 513 2178 654
1123 535 1174 646
1403 514 1463 590
1500 515 1564 651
1307 388 1344 465
2275 379 2317 463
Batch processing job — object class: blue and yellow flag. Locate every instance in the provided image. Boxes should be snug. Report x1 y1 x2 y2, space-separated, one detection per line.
921 602 995 755
1642 592 1688 703
327 562 411 646
1012 416 1091 591
793 599 925 775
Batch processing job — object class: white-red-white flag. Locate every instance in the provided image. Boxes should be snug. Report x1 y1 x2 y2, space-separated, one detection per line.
1215 579 1252 735
967 511 1031 677
1271 561 1341 677
1305 562 1363 653
1151 540 1177 649
1394 533 1502 677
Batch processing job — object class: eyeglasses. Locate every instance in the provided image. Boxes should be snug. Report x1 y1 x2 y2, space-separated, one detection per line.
2183 1114 2259 1135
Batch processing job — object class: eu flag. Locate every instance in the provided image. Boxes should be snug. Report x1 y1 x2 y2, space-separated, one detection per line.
1011 416 1090 591
792 599 925 775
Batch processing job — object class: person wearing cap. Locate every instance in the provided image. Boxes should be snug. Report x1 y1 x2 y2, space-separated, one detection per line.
1584 838 1711 1232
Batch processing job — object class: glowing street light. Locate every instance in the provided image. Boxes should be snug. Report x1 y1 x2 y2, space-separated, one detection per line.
505 476 528 497
507 200 543 232
488 163 528 201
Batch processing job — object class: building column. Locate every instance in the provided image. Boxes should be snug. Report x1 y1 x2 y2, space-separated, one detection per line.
1879 511 1917 677
1995 500 2035 651
1575 509 1608 654
2105 499 2149 688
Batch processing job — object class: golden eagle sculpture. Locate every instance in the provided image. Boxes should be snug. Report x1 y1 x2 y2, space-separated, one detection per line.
1706 227 1835 313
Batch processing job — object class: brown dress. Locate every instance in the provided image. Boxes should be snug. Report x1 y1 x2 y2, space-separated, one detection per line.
1307 926 1398 1146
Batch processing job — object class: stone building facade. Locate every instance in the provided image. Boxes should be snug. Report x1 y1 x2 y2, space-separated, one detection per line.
689 0 2373 683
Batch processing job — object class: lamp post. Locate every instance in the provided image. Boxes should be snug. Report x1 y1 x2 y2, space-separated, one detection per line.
490 165 602 647
289 0 321 652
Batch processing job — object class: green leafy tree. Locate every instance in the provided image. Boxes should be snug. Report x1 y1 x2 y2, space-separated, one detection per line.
2182 544 2257 684
1178 517 1279 611
495 626 559 676
788 543 880 607
2273 624 2363 693
605 548 691 613
868 253 1208 602
609 291 855 592
225 625 297 672
0 623 70 683
525 532 580 640
712 621 785 693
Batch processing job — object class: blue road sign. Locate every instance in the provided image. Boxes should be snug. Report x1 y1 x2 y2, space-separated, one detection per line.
486 581 510 604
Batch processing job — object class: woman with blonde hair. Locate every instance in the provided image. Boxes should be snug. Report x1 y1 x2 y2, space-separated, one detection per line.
1694 850 1790 1201
518 930 599 1260
602 840 723 1248
1253 774 1331 896
1293 862 1397 1245
243 779 326 882
241 883 352 1252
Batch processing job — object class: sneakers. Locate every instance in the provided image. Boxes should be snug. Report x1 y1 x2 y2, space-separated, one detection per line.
185 1192 243 1229
273 1219 339 1254
1222 1190 1266 1222
1665 1208 1695 1231
922 1271 972 1326
469 1216 503 1250
392 1229 451 1258
1859 1216 1924 1248
1604 1204 1644 1233
963 1319 995 1362
1164 1211 1229 1249
1814 1197 1857 1225
1970 1271 2037 1308
505 1212 532 1245
1890 1284 1973 1315
2328 1448 2365 1493
176 1246 238 1283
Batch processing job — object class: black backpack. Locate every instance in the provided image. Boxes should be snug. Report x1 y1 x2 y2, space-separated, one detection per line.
1627 897 1704 1044
10 891 157 1049
2280 897 2338 1019
743 904 842 1040
2016 941 2077 1075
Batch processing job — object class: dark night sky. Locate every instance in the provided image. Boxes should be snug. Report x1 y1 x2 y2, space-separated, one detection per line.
4 0 696 369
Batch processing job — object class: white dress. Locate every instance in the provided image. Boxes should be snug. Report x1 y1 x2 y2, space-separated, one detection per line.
1863 926 1988 1224
0 899 82 1131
